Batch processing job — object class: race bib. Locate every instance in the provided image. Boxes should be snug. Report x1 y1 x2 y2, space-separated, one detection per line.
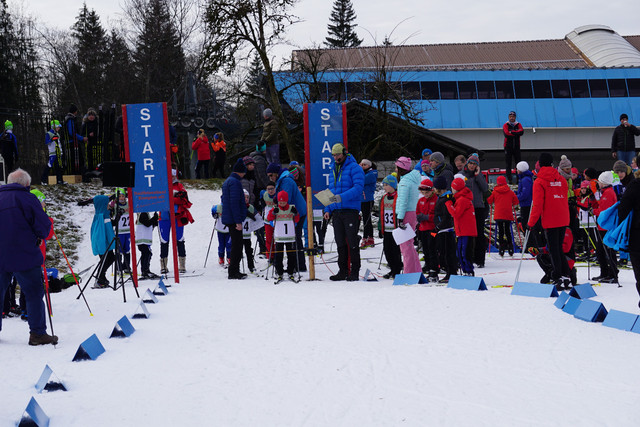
383 207 395 230
274 219 295 242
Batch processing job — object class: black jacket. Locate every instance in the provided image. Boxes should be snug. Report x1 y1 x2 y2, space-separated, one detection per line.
618 178 640 252
611 124 640 152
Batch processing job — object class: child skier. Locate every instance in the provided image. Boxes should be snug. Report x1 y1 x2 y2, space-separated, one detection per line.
379 175 403 279
487 176 519 257
242 189 258 274
416 178 438 280
159 167 193 274
41 120 65 185
575 179 598 260
433 176 458 283
445 177 477 276
109 187 132 274
267 191 300 282
261 182 277 261
136 212 159 279
592 171 618 283
211 202 231 266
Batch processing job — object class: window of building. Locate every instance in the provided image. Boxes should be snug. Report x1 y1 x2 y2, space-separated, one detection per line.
513 80 533 99
551 80 571 98
457 81 477 99
495 81 515 99
402 81 421 100
569 80 589 98
327 82 345 101
589 79 609 97
346 82 364 100
439 81 458 99
420 81 439 100
628 78 640 97
608 79 628 97
476 81 496 99
532 80 552 98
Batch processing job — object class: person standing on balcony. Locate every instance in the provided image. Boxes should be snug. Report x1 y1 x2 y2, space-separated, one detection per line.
503 111 524 185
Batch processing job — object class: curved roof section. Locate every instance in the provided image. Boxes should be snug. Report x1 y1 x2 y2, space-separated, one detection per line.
565 25 640 67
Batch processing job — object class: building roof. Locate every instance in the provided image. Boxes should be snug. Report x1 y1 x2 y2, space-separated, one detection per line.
292 26 640 72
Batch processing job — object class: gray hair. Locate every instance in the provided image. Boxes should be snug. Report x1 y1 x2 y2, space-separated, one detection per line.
360 159 372 167
263 108 273 119
7 168 32 187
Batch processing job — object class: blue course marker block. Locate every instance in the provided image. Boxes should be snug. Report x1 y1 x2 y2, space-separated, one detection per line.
18 397 49 427
562 296 582 315
110 315 136 338
574 299 608 322
142 289 158 304
72 334 106 362
153 280 169 295
569 283 597 300
447 275 487 291
603 309 639 331
132 301 151 319
361 269 378 282
511 282 559 298
35 365 66 393
554 291 570 309
393 273 428 285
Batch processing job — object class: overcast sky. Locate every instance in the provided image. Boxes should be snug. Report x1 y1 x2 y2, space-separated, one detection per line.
11 0 640 66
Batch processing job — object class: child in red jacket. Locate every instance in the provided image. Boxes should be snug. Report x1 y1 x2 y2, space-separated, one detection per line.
445 178 477 276
267 191 299 282
487 175 519 256
416 178 438 281
592 171 618 283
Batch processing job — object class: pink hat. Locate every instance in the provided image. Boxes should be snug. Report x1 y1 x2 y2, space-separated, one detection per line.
580 180 590 188
395 156 412 171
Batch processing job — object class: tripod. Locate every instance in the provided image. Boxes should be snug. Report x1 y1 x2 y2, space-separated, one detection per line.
78 205 140 302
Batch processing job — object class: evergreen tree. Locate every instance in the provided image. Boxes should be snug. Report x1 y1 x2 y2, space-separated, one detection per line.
104 29 136 104
325 0 362 48
0 0 17 110
133 0 186 103
236 52 266 124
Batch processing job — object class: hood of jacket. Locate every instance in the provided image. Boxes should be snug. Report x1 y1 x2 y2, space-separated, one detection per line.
492 183 512 195
535 166 561 183
454 186 473 201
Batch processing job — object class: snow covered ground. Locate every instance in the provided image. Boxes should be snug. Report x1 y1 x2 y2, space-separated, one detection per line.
2 188 640 426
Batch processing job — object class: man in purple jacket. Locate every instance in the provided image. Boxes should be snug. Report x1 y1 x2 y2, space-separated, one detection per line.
0 169 57 345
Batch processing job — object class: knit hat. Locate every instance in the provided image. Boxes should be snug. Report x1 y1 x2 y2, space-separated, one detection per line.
583 168 598 180
516 161 529 172
419 178 433 190
613 160 627 174
451 177 466 192
433 175 447 190
497 176 507 186
243 189 249 197
4 120 12 130
382 175 397 190
620 113 628 121
233 158 247 174
288 166 300 180
558 155 572 170
256 141 266 152
277 190 288 202
395 156 412 171
266 163 281 175
509 111 517 117
30 188 46 203
331 143 345 155
290 161 299 167
360 159 372 167
571 167 579 176
421 159 430 167
421 148 432 157
242 156 255 166
263 108 273 119
580 179 591 188
69 104 78 114
539 152 553 167
598 171 614 187
467 152 479 165
430 152 445 164
454 173 466 181
50 120 61 128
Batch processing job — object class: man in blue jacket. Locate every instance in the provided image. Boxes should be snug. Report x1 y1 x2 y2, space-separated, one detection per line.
0 169 57 345
267 162 308 272
324 143 365 281
222 159 248 279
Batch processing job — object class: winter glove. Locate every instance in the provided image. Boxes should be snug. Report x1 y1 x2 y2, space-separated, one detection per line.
528 247 540 257
291 206 297 215
273 207 280 214
379 230 383 239
247 212 256 221
329 194 342 204
416 214 428 223
397 219 407 230
445 193 454 202
212 212 219 219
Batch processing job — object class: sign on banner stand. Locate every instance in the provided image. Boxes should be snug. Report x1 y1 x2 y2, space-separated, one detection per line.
303 103 347 281
122 102 179 284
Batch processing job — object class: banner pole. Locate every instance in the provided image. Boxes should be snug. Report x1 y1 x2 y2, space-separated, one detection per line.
122 105 139 289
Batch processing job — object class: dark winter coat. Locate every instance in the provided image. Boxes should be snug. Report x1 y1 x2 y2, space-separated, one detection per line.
503 121 524 150
434 191 454 231
0 131 18 163
362 168 378 202
326 154 364 213
528 166 569 229
611 124 640 153
432 162 455 189
516 170 534 207
275 170 307 217
261 117 279 146
618 178 640 252
463 166 488 208
64 112 84 145
81 116 99 146
242 170 256 205
445 187 477 237
250 150 269 192
487 183 519 221
222 172 247 225
0 183 52 272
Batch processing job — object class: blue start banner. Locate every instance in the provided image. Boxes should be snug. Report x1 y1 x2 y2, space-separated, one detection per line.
304 103 346 210
125 103 171 213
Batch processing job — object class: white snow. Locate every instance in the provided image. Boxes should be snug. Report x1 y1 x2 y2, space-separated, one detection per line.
2 188 640 426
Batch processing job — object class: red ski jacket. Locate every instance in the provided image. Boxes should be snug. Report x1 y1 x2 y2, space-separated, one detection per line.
191 135 211 161
487 183 519 220
445 187 477 237
594 186 617 231
416 193 437 231
528 166 569 229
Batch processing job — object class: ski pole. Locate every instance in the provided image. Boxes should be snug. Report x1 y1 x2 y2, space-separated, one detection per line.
42 264 55 343
487 204 494 253
589 212 621 288
52 229 93 315
514 228 530 285
204 221 216 268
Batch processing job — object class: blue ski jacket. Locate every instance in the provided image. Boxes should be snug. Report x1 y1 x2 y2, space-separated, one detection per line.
326 154 364 213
